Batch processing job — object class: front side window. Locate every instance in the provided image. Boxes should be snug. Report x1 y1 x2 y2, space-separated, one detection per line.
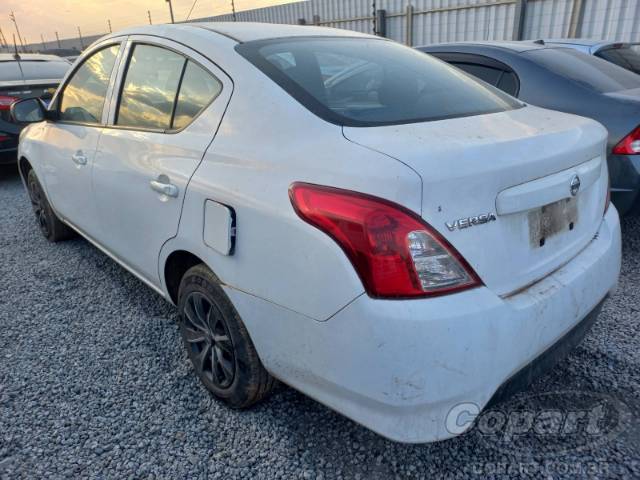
237 37 521 127
60 44 120 123
172 61 222 130
116 45 185 130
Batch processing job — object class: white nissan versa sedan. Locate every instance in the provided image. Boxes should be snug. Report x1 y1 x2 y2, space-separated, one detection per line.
12 23 621 443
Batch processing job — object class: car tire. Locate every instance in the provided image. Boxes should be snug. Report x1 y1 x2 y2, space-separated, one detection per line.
177 264 276 408
27 169 75 242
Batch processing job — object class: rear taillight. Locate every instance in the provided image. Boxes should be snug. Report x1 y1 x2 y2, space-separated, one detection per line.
289 183 482 298
0 95 18 111
612 126 640 155
0 134 9 142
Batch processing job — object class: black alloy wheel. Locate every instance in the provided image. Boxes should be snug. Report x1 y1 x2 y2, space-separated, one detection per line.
182 291 236 389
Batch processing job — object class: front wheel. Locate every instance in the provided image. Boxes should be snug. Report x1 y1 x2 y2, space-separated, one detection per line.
177 264 276 408
27 169 75 242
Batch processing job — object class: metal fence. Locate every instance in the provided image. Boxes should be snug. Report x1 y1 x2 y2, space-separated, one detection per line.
17 0 640 53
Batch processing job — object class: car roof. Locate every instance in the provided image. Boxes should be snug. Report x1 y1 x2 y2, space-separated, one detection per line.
105 22 375 44
419 40 546 53
0 53 67 62
194 22 374 42
541 38 617 48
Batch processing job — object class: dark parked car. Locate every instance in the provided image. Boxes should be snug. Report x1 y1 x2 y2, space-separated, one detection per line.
418 41 640 215
0 53 70 163
540 39 640 75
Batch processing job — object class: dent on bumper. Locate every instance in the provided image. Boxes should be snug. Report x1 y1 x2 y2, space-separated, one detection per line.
226 207 621 443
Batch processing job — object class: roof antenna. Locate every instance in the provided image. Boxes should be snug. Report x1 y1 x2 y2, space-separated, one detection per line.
533 39 545 45
12 33 20 60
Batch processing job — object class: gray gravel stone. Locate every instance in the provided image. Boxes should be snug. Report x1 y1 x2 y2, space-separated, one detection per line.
0 165 638 479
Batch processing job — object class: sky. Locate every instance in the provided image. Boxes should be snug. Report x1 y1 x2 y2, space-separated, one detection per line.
0 0 301 46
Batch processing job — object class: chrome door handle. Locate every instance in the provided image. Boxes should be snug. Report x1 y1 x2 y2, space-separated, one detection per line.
150 175 179 198
71 152 87 166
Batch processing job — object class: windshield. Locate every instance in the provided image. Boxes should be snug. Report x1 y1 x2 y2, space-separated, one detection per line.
237 37 521 127
525 47 640 93
596 45 640 74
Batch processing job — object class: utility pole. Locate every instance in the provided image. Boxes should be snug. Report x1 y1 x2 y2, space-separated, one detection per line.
231 0 237 21
372 1 377 36
55 31 61 48
9 11 25 50
166 0 175 23
148 10 153 25
0 27 8 50
77 26 84 50
108 19 112 33
41 34 47 51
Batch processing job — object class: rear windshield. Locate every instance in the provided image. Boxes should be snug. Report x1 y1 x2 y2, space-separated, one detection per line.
525 47 640 93
237 37 521 127
0 61 22 82
596 45 640 74
0 60 69 83
19 61 70 81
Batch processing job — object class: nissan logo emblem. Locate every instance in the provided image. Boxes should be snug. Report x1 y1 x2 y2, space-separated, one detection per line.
570 175 581 197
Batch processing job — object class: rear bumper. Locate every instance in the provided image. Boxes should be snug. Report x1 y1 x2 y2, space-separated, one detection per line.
226 207 621 443
608 153 640 215
485 296 605 409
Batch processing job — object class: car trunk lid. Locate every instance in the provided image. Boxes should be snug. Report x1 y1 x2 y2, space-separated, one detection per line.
343 106 609 296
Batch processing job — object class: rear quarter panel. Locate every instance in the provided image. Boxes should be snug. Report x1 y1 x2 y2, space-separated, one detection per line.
160 61 423 321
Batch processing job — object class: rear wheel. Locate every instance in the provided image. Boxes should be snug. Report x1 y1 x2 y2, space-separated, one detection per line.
27 169 75 242
177 264 275 408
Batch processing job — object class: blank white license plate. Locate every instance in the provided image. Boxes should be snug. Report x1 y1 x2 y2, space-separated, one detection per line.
528 197 578 248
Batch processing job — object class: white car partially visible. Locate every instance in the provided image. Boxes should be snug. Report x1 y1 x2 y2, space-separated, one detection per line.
12 23 621 443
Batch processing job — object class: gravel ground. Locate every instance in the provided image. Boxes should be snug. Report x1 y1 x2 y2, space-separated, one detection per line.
0 164 638 479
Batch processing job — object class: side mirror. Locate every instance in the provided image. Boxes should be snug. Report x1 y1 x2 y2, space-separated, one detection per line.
10 98 47 124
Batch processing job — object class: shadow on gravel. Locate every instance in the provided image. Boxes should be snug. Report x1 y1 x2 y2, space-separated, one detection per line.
0 163 20 184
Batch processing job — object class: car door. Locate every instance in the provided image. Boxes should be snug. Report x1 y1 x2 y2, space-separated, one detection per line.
41 41 124 235
92 37 232 287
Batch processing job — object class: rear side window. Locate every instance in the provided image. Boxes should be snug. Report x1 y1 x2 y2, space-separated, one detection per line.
237 38 521 127
117 45 185 130
497 71 518 96
525 47 640 93
172 61 222 130
596 46 640 75
452 63 502 85
60 44 120 124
